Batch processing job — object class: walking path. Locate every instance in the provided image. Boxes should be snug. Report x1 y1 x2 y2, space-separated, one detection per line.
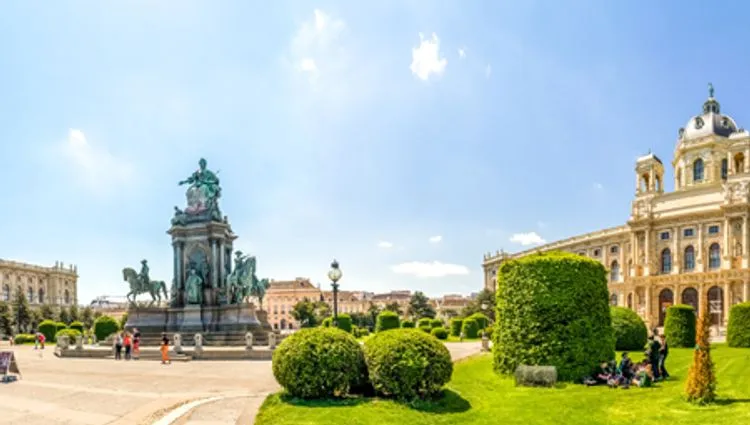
0 340 482 425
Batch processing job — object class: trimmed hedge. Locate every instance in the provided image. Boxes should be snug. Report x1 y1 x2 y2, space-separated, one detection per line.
273 327 366 398
14 333 36 344
494 251 615 381
418 325 431 333
376 311 400 332
468 313 489 329
55 328 82 342
431 327 448 340
429 319 443 329
728 302 750 348
450 319 463 337
483 326 494 339
363 329 453 400
462 318 479 338
401 320 415 328
417 318 432 328
664 304 696 348
611 307 648 351
56 322 67 333
38 320 58 343
93 315 120 341
69 321 85 333
335 314 353 333
322 317 332 327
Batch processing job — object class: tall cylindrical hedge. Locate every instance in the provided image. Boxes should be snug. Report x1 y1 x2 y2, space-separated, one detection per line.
401 320 415 328
494 252 615 381
462 318 479 338
376 311 400 332
38 320 58 343
728 302 750 347
450 319 463 337
335 314 353 333
611 307 647 351
429 319 443 329
417 318 432 328
664 304 696 348
69 321 85 334
468 313 489 329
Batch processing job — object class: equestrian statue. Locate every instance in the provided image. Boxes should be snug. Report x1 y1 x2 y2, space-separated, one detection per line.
226 251 270 308
123 259 168 306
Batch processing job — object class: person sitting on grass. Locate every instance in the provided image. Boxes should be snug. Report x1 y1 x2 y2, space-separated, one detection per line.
632 360 654 388
617 352 634 389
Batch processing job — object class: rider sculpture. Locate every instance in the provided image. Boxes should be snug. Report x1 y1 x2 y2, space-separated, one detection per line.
139 259 150 292
123 259 168 306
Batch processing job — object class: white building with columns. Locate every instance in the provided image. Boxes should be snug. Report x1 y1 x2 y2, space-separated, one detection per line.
483 85 750 331
1 259 79 306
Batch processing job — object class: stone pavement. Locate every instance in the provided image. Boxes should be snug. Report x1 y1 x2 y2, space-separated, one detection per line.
0 340 482 425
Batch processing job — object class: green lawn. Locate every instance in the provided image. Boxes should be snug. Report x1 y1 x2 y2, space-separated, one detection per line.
255 345 750 425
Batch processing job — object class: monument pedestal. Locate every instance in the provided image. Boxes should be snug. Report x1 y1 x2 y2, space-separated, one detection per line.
180 305 204 332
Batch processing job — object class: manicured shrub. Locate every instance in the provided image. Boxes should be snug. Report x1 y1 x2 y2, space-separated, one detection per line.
352 326 361 338
611 306 648 351
273 327 366 399
430 319 443 329
664 304 697 348
359 327 370 337
450 319 463 337
401 319 415 328
431 327 448 340
55 322 67 333
69 321 85 333
335 314 353 333
483 326 494 339
462 318 479 338
375 311 400 332
494 251 615 381
418 325 431 333
727 302 750 348
38 320 58 343
322 317 332 327
417 318 432 328
93 315 120 341
55 328 82 342
363 329 453 400
13 333 36 344
468 313 489 329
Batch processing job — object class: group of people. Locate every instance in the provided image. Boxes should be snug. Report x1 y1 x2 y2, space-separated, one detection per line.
584 330 669 389
113 328 141 360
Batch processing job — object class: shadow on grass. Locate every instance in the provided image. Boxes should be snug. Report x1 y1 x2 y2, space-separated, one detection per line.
279 389 471 414
715 398 750 406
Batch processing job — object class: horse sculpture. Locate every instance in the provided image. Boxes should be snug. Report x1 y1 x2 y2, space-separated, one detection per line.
226 254 270 308
123 267 169 306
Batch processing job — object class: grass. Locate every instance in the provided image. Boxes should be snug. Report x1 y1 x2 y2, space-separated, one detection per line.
255 345 750 425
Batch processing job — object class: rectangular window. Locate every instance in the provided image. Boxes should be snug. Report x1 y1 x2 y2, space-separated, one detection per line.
660 231 670 240
709 225 720 235
683 228 694 237
610 246 619 254
593 249 601 257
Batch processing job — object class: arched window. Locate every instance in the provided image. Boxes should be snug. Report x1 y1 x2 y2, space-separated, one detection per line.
721 158 728 180
610 294 618 306
693 158 704 182
735 152 745 174
627 293 633 309
38 288 45 304
661 248 672 274
1 285 9 302
64 289 70 305
27 286 34 303
709 243 721 269
610 261 620 282
684 246 695 271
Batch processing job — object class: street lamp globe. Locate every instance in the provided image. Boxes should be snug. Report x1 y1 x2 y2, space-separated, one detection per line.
481 301 488 311
327 259 343 283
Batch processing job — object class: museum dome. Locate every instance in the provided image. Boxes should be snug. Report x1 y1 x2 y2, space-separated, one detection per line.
677 84 739 143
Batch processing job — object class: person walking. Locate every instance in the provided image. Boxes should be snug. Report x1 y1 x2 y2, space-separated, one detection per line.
160 333 171 365
659 333 670 379
33 331 39 350
114 332 123 360
38 332 46 350
123 332 132 361
648 335 662 381
133 329 141 361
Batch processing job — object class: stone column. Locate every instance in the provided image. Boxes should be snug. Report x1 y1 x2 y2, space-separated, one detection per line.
723 283 731 326
649 169 655 191
630 233 637 278
636 174 641 193
645 286 652 327
745 148 750 173
724 218 731 269
744 215 749 268
727 151 733 175
744 280 749 304
218 240 226 289
672 226 680 274
698 223 705 272
172 243 179 290
644 229 651 276
210 239 218 289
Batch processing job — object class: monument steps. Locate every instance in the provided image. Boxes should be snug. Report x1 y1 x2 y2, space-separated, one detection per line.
135 330 278 347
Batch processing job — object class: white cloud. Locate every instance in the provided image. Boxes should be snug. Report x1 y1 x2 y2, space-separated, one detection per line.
289 9 345 85
593 182 604 190
458 48 466 59
509 232 546 246
62 129 134 193
410 33 447 81
377 241 394 249
485 64 492 78
428 235 442 243
391 261 470 278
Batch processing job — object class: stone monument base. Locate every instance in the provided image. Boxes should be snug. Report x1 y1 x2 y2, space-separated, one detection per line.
125 304 273 347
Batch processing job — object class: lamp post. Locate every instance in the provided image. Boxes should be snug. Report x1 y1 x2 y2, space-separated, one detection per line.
480 301 491 352
327 259 343 327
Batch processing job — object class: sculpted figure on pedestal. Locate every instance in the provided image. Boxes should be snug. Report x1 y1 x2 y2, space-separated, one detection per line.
185 268 203 305
123 261 168 306
173 158 223 223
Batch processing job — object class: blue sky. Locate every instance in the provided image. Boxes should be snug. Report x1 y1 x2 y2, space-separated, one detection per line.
2 1 749 304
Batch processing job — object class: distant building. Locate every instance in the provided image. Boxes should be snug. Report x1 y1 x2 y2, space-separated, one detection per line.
0 259 78 306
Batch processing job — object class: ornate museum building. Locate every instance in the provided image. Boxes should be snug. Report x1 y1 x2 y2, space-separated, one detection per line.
483 85 750 331
1 259 79 306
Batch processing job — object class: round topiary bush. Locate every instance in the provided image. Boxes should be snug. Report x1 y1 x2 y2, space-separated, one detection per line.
462 318 479 338
450 318 463 337
468 313 489 329
69 321 85 333
430 319 443 329
335 314 353 333
494 251 615 381
417 318 432 328
376 311 400 332
611 306 648 351
273 327 366 398
55 328 82 342
664 304 696 348
322 317 332 327
93 315 120 341
55 322 67 333
431 327 448 340
38 320 58 343
418 325 431 333
364 329 453 400
727 302 750 347
401 320 415 328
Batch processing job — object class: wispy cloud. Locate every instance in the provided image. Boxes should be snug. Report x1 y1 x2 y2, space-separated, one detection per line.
288 9 346 85
593 182 604 190
458 48 466 59
410 33 447 81
509 232 546 246
391 261 469 278
62 129 134 194
428 235 442 243
377 241 394 249
485 64 492 78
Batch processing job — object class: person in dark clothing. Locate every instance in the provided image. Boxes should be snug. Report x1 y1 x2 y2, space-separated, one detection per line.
659 334 670 379
648 335 662 381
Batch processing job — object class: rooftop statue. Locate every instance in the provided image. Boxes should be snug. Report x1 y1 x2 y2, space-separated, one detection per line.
172 158 223 224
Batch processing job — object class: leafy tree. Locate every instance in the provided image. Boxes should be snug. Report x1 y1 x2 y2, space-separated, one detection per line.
349 312 374 329
460 289 496 321
314 301 331 319
367 302 381 326
119 312 129 330
81 306 95 329
93 310 103 320
383 302 402 315
408 291 436 319
0 301 13 336
11 290 32 333
39 304 56 320
58 306 71 325
69 304 80 323
291 298 320 328
30 307 43 331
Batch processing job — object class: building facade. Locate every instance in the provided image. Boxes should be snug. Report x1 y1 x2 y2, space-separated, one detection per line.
0 259 79 306
483 87 750 330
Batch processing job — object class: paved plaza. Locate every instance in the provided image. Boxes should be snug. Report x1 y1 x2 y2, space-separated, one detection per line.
0 341 481 425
